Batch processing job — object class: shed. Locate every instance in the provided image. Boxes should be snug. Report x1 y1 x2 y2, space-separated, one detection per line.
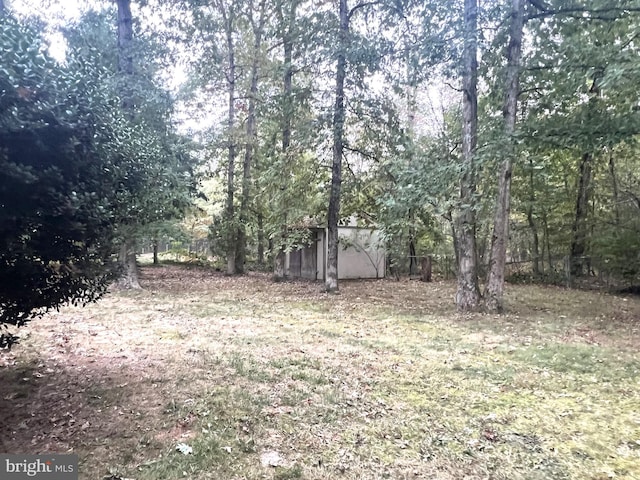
285 225 385 281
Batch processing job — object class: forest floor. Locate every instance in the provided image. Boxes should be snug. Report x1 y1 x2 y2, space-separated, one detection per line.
1 264 639 480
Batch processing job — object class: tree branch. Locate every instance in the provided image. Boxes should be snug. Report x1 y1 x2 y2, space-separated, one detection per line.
527 6 640 21
348 0 382 21
344 144 380 164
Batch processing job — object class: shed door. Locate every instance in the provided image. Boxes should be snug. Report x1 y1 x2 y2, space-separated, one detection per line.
289 250 302 277
301 241 317 279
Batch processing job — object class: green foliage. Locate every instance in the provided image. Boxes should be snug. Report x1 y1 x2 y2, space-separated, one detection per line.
63 8 198 232
0 7 198 347
0 16 122 344
507 0 640 282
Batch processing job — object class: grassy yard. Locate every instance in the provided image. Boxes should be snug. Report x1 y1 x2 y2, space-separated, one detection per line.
1 265 639 480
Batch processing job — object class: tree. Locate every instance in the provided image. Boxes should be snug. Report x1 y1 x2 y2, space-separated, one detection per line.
512 0 640 284
484 0 525 312
60 4 197 280
115 0 142 289
325 0 348 292
0 13 153 347
272 0 301 280
454 0 481 310
236 0 268 274
217 0 240 275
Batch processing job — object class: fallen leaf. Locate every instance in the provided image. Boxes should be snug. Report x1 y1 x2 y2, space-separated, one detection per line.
260 450 285 467
176 442 193 455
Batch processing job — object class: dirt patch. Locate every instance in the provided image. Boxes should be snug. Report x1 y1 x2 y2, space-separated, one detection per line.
0 341 170 461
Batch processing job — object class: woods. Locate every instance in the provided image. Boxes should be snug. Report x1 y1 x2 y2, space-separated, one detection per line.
2 0 640 331
2 2 640 478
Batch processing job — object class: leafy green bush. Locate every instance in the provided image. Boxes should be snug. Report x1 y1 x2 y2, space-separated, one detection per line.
0 16 159 346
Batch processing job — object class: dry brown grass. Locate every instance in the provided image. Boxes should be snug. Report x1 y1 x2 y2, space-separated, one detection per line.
1 265 639 480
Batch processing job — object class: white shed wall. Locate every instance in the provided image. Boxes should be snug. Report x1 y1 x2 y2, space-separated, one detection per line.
337 228 385 279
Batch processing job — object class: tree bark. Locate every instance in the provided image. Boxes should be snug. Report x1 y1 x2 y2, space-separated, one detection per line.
116 0 141 290
406 65 418 279
609 149 620 224
237 0 267 274
409 235 417 276
282 1 294 159
421 256 432 282
116 0 134 109
152 239 159 265
526 158 540 275
326 0 348 292
455 0 481 311
408 209 417 276
117 238 141 289
527 207 540 275
446 210 459 271
570 152 592 276
542 210 551 271
485 0 525 312
273 0 297 280
257 212 264 266
220 1 237 275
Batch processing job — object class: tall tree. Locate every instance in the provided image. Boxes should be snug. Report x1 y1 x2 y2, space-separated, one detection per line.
236 0 268 274
219 0 239 275
116 0 141 289
325 0 348 292
569 151 592 276
484 0 525 312
454 0 481 310
0 12 154 347
272 0 299 280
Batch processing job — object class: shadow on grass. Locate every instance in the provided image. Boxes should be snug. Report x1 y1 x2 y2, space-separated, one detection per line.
0 350 172 479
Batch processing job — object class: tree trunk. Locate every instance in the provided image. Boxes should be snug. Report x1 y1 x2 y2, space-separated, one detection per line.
527 207 540 275
455 0 481 311
447 210 459 271
326 0 348 292
609 149 620 224
281 1 294 158
152 239 159 265
542 210 551 271
117 238 141 289
408 209 417 276
221 2 237 275
409 236 417 276
484 0 525 312
116 0 141 290
273 0 297 280
526 158 540 275
257 212 264 266
421 256 432 282
570 152 592 277
406 57 418 279
237 0 267 275
116 0 134 109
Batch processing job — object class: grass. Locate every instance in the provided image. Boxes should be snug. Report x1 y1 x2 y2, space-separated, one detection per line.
0 265 639 480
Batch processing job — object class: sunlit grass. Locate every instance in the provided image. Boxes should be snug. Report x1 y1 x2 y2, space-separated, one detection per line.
1 265 638 480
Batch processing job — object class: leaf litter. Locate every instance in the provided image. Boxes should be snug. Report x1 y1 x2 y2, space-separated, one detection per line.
0 264 638 479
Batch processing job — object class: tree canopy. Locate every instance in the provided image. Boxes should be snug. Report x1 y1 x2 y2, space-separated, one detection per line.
0 4 196 346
